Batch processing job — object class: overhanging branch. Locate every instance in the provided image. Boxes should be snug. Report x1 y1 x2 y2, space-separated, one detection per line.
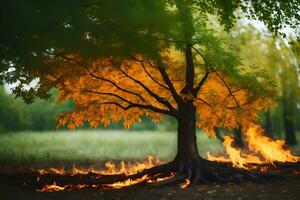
156 64 182 105
99 102 176 117
214 71 240 107
47 52 147 102
192 46 211 96
130 56 169 90
109 59 177 112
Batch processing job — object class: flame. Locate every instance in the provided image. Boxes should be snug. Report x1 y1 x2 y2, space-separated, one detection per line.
38 168 65 175
36 173 177 192
245 125 300 163
147 173 175 183
103 175 149 189
36 182 66 192
180 179 190 189
36 156 164 192
37 156 160 176
35 126 300 192
208 124 300 169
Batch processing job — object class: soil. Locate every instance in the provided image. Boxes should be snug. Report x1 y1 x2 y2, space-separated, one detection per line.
0 162 299 200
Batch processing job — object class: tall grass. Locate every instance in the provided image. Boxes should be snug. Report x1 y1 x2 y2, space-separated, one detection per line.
0 130 222 163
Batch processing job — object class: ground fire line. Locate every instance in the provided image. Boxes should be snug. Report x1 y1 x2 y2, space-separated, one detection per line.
34 125 300 192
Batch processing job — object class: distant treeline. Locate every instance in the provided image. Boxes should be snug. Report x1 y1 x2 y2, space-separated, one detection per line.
0 87 177 132
0 87 71 132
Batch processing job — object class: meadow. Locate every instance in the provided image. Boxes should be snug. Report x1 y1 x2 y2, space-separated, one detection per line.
0 130 222 164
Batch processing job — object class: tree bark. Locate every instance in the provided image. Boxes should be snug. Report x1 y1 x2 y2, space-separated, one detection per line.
263 110 273 136
233 127 244 148
283 111 297 146
283 97 297 146
175 102 201 162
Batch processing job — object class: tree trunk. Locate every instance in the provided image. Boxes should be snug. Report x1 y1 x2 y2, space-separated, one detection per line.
175 102 201 162
283 112 297 146
283 98 297 146
263 110 273 136
233 127 244 148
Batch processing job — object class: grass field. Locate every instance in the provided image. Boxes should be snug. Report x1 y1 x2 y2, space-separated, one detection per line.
0 130 222 164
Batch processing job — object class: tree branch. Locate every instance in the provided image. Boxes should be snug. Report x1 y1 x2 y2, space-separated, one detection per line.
47 52 147 102
130 56 169 90
192 46 211 95
82 89 133 104
196 97 212 107
109 59 177 113
227 99 255 109
156 64 182 105
193 71 210 96
192 46 209 72
214 71 240 106
99 102 176 117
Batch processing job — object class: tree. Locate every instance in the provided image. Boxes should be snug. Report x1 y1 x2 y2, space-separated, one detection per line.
0 87 27 132
1 0 299 184
228 25 300 145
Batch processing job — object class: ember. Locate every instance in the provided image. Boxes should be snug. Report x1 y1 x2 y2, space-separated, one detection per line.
180 179 191 189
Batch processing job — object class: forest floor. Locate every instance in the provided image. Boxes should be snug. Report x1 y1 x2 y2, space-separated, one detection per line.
0 162 299 200
1 131 299 199
0 172 300 200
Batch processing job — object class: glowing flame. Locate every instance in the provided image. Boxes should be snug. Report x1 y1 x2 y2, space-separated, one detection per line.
35 126 300 192
147 173 175 183
36 182 66 192
245 125 300 163
103 175 149 189
36 156 164 192
38 168 65 175
208 124 300 169
180 179 190 189
38 156 160 176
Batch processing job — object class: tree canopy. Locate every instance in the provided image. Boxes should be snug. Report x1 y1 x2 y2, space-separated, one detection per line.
1 0 299 102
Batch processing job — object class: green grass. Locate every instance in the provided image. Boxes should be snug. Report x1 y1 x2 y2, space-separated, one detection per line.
0 130 222 163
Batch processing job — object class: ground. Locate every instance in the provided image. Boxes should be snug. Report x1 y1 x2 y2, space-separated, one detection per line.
0 130 299 200
0 171 300 200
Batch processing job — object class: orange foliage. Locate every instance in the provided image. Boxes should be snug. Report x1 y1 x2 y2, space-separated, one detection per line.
45 49 273 135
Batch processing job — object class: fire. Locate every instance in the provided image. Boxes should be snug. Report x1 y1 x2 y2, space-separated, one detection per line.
147 173 175 183
37 156 160 176
245 125 299 163
103 175 149 189
36 156 169 192
35 126 300 192
36 174 178 192
180 179 190 189
36 182 66 192
207 136 263 169
99 156 158 175
208 124 300 169
38 168 65 175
